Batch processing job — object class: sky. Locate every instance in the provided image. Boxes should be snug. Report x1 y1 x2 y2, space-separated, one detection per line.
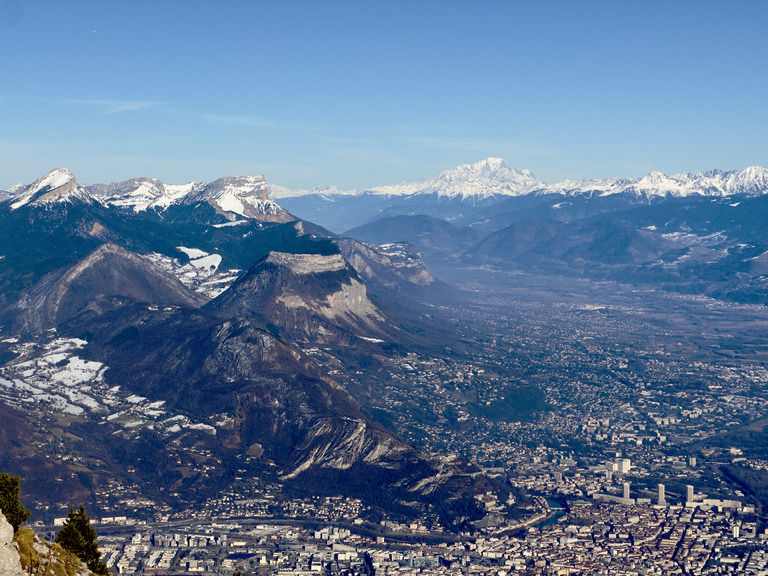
1 0 767 190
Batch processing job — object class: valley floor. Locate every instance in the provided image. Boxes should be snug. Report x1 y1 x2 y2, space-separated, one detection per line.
28 499 768 575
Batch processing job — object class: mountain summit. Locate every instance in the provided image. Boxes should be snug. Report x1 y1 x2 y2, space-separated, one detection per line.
10 168 94 211
369 157 543 200
181 175 291 222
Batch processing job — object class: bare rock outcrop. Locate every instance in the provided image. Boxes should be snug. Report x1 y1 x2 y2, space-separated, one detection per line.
207 251 389 343
0 510 23 576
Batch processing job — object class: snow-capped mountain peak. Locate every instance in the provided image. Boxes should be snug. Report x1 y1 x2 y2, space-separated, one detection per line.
456 157 534 181
10 168 94 210
196 175 268 202
269 158 544 201
87 174 294 222
369 157 544 200
545 166 768 199
7 183 25 194
186 175 293 222
726 166 768 195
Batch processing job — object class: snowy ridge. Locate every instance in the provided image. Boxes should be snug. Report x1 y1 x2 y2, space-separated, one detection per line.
10 162 768 216
270 158 542 200
91 174 293 221
7 169 294 222
270 159 768 201
0 183 24 201
268 158 542 200
90 177 200 212
544 166 768 198
9 168 95 210
184 176 291 221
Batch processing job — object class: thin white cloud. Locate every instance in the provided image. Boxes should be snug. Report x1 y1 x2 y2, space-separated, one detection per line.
195 112 323 133
388 123 461 134
26 96 165 114
66 99 165 114
198 113 276 128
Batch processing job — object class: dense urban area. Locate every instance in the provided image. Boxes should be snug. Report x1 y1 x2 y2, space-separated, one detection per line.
32 466 768 575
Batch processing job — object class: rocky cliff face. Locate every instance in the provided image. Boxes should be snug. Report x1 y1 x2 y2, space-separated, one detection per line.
207 251 389 344
281 416 411 479
337 239 435 288
0 511 23 576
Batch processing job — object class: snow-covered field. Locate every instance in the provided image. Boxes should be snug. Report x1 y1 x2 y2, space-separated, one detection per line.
0 334 218 436
145 247 240 299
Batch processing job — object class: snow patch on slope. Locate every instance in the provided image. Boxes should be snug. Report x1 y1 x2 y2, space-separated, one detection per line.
147 249 238 299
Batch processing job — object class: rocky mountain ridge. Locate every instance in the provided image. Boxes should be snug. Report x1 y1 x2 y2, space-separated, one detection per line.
207 251 389 345
8 243 208 333
6 169 294 223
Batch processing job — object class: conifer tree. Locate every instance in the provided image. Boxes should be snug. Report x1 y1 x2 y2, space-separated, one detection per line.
55 505 109 575
0 472 31 531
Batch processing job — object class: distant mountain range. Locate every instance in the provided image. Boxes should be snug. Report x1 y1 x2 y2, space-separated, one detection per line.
270 158 541 201
6 159 767 224
266 158 768 232
270 157 768 201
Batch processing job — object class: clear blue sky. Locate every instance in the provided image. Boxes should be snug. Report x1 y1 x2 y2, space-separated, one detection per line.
1 0 766 190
